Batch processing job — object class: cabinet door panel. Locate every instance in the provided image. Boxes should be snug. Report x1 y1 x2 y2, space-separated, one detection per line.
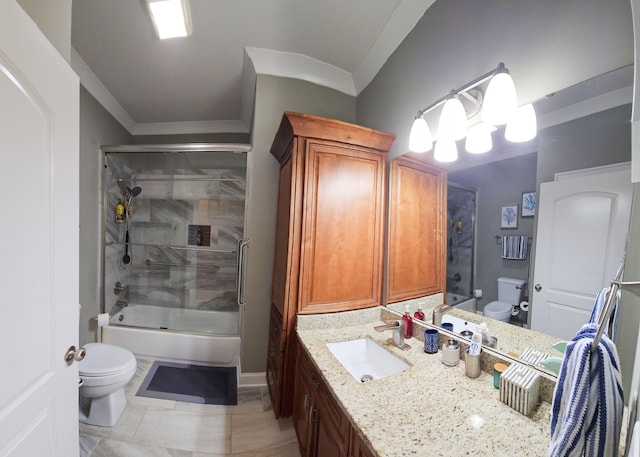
293 363 313 456
387 157 446 302
299 142 385 312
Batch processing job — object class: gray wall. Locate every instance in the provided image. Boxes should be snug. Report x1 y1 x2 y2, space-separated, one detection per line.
537 105 632 184
356 0 633 159
242 75 356 372
79 86 132 346
18 0 72 62
450 153 537 309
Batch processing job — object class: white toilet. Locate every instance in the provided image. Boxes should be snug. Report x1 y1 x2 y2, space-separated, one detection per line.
483 277 526 322
79 342 137 427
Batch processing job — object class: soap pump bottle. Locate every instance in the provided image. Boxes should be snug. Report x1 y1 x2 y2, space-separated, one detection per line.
468 329 482 356
413 303 425 321
403 304 413 339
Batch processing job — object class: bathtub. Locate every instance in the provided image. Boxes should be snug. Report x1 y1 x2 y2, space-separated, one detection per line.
101 304 241 366
445 293 476 312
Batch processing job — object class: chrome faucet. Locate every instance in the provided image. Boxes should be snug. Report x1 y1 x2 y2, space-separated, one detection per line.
432 304 452 327
374 320 410 350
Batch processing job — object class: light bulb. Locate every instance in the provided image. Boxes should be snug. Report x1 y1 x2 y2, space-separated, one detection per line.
409 117 433 152
465 122 494 154
434 138 458 162
482 67 517 126
438 95 468 141
505 103 537 142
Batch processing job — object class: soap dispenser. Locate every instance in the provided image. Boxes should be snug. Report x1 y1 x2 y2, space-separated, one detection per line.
468 329 482 356
413 303 425 321
402 304 413 339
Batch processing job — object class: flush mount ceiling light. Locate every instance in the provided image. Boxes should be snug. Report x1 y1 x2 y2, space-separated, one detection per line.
146 0 192 40
408 63 537 162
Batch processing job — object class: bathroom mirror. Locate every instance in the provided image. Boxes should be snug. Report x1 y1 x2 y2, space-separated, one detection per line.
385 66 635 378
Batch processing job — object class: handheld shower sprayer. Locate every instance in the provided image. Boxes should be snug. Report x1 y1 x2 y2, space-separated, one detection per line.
121 186 142 267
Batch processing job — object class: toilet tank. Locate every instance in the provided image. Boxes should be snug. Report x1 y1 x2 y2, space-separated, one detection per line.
497 277 526 305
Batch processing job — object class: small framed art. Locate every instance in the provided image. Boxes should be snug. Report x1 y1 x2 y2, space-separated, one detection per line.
521 191 536 217
501 205 518 229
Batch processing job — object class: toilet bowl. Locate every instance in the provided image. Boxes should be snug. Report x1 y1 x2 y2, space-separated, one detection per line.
79 342 137 427
483 301 513 322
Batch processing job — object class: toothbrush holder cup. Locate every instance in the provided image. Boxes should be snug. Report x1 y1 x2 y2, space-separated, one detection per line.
424 328 439 354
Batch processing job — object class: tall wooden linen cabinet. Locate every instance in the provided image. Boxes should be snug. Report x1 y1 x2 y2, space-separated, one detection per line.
267 112 394 417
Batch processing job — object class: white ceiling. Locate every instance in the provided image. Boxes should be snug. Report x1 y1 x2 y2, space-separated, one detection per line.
71 0 434 135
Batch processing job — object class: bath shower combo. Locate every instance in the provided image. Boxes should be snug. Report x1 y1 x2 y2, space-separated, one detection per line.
100 145 250 370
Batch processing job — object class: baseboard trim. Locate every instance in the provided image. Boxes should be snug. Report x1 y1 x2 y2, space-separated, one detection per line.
239 372 267 387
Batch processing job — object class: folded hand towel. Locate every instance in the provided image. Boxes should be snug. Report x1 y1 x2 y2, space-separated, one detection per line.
549 323 624 457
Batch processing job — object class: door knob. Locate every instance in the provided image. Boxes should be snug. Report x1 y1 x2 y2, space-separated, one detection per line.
534 284 542 292
64 345 87 365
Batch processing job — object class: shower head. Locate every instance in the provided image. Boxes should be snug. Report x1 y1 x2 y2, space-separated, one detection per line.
126 186 142 198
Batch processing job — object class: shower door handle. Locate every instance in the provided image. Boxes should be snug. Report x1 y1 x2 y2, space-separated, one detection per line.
236 239 249 307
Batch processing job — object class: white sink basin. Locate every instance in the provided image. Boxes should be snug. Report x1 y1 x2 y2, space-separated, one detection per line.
440 314 477 335
326 338 410 382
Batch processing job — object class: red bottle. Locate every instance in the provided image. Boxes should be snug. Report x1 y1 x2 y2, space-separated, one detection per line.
403 304 413 339
413 303 425 321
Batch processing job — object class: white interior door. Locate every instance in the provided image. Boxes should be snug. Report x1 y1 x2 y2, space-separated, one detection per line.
531 167 633 340
0 2 80 456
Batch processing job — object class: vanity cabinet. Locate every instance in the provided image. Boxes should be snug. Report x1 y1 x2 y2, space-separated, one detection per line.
267 112 394 417
386 155 447 303
349 432 376 457
293 337 354 457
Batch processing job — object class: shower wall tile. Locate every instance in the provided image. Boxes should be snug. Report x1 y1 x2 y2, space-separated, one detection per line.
104 153 246 318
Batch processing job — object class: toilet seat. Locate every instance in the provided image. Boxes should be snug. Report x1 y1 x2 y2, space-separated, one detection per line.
79 343 136 377
484 301 512 321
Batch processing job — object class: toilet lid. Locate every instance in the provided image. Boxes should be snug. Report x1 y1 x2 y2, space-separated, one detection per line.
485 301 512 314
79 343 136 376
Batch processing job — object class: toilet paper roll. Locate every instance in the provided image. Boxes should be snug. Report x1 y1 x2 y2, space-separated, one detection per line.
474 289 483 298
519 301 529 312
97 313 110 327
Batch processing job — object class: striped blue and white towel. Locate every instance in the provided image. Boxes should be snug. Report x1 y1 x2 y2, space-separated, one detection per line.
589 287 621 343
549 323 624 457
501 235 528 260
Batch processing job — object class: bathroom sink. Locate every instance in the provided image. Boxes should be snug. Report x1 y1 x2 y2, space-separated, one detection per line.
326 338 411 382
439 314 477 335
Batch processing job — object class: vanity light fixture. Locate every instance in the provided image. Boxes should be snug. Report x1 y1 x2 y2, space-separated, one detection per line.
408 63 537 161
146 0 192 40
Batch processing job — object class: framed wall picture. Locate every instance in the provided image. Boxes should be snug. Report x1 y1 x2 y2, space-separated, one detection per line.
521 191 536 217
501 205 518 228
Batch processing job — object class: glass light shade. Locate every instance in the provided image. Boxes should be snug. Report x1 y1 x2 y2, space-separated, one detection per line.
147 0 192 39
465 122 494 154
482 71 517 126
408 117 433 152
438 96 468 141
505 103 537 142
434 138 458 162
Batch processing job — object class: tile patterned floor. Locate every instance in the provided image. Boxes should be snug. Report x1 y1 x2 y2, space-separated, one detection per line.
79 358 301 457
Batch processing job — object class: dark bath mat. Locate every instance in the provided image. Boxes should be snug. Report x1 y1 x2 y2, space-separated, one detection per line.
136 361 237 405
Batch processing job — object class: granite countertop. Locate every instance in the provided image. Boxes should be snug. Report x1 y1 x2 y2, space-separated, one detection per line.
297 307 552 457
